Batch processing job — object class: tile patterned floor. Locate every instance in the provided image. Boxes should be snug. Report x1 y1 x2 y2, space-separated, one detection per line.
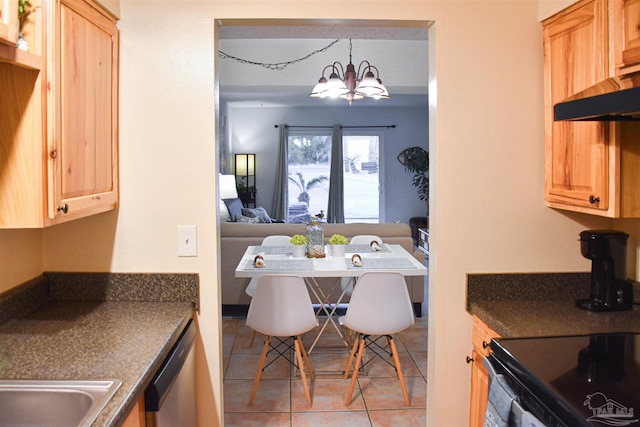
222 316 428 426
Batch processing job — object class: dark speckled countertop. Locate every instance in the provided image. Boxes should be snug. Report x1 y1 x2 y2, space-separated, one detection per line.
0 273 198 427
467 272 640 337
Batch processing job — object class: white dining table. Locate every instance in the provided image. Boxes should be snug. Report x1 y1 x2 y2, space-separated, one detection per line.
235 243 428 354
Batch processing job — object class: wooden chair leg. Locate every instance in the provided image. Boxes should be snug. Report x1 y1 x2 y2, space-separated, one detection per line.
297 335 315 381
389 336 410 406
249 330 257 347
248 335 270 405
345 336 366 406
343 333 361 379
294 337 312 405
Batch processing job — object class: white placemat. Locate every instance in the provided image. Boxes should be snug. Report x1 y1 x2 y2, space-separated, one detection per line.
346 258 417 270
244 259 314 270
251 246 292 255
347 244 391 253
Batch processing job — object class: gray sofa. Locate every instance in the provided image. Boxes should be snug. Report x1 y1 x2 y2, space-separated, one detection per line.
220 222 426 316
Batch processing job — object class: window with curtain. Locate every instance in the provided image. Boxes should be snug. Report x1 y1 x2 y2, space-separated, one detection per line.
286 131 381 223
287 132 332 221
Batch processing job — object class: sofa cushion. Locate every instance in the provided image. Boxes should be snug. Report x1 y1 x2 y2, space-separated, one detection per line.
223 198 244 221
236 214 262 224
242 207 272 223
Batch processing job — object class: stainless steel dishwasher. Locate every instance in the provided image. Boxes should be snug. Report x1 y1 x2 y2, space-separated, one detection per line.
144 319 196 427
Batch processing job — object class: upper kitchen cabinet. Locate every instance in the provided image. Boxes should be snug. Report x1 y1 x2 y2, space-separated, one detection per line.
0 0 42 69
612 0 640 74
0 0 118 228
47 0 119 224
0 0 19 45
543 0 640 218
543 0 609 214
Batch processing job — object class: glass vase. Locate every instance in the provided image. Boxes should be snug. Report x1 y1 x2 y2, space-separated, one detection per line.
306 220 325 258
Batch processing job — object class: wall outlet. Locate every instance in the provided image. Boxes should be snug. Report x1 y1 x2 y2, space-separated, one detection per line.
178 225 197 257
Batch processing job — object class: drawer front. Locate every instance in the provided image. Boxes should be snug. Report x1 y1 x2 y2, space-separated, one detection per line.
472 316 500 357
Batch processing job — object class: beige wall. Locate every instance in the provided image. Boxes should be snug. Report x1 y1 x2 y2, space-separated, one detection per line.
0 229 42 294
1 0 639 426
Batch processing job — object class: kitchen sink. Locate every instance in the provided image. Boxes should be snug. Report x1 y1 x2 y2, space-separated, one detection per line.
0 379 121 427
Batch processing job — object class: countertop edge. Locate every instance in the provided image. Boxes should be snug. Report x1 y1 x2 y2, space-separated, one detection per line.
106 307 194 427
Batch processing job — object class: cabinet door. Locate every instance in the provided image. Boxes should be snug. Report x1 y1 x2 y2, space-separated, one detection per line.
0 0 18 44
543 0 609 212
469 316 500 427
613 0 640 73
469 348 489 427
48 0 118 222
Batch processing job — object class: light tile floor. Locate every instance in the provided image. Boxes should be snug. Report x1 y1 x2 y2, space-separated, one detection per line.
222 316 428 427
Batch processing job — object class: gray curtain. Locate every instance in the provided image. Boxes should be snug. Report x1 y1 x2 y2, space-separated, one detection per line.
271 124 289 221
327 124 344 223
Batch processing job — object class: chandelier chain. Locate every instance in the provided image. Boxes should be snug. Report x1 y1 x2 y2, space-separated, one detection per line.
219 39 341 71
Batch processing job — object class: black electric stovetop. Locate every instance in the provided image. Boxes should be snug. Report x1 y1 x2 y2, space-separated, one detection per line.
490 333 640 427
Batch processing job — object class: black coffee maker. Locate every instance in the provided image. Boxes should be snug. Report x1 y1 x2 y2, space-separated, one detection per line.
577 230 633 311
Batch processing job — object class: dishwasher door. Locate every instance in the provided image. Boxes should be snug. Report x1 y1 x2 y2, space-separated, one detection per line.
145 319 196 427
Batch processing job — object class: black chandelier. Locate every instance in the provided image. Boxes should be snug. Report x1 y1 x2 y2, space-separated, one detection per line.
309 40 390 105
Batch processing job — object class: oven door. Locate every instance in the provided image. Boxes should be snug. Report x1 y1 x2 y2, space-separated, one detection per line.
485 354 557 427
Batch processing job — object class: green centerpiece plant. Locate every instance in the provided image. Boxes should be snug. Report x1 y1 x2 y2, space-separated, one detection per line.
290 234 307 258
328 234 349 245
329 233 348 257
290 235 307 245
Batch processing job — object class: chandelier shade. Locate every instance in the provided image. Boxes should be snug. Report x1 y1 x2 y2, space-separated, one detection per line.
309 40 390 105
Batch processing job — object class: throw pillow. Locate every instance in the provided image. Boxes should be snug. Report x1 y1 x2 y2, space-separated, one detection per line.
223 198 244 222
235 214 262 224
242 207 272 224
219 200 231 222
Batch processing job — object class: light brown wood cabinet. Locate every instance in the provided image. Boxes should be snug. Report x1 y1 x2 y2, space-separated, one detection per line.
469 315 500 427
0 0 41 69
0 0 18 45
542 0 640 218
0 0 118 228
47 0 119 223
613 0 640 74
121 397 146 427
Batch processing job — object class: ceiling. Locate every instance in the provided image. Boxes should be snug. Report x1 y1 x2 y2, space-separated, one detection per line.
218 20 430 108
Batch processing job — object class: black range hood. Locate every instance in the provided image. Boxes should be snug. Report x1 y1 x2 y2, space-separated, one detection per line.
554 73 640 121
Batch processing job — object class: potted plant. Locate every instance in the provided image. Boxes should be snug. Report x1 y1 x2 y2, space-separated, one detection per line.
328 233 349 257
17 0 33 51
397 146 429 217
290 234 307 258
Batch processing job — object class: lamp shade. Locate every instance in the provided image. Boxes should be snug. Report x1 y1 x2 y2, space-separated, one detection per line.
309 77 329 98
325 73 349 98
235 154 255 176
356 72 385 97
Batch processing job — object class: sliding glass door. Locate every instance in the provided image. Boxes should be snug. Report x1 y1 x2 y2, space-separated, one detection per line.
342 133 381 223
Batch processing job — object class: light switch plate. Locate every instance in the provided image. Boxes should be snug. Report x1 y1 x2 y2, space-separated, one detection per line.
178 225 197 257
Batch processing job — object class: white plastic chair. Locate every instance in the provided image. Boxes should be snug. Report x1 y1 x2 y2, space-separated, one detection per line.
245 235 292 297
246 274 317 405
340 235 384 296
246 235 292 347
339 271 414 406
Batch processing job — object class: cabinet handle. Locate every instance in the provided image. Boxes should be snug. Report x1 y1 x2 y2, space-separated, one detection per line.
50 150 57 159
589 195 600 204
57 204 69 214
466 356 474 364
482 341 489 349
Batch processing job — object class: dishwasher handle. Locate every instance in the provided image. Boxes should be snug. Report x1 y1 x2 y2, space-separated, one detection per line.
144 319 196 412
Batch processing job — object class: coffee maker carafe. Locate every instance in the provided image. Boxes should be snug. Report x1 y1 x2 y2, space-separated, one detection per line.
577 230 632 311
